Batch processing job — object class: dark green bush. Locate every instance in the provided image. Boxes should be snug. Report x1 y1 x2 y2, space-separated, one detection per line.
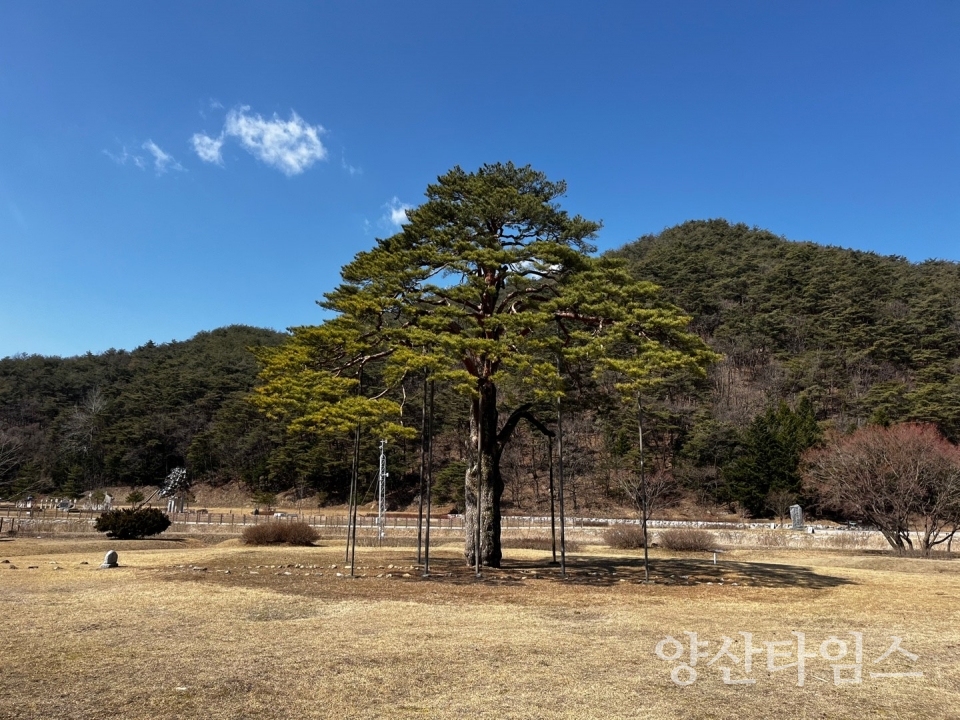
241 521 318 546
94 507 171 539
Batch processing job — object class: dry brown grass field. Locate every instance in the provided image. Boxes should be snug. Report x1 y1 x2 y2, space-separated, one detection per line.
1 533 958 720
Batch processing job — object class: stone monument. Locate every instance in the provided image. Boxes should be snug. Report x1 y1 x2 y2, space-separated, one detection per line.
789 504 804 530
100 550 119 569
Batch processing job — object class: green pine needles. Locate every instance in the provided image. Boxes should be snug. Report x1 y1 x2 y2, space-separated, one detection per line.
94 507 171 540
253 162 717 566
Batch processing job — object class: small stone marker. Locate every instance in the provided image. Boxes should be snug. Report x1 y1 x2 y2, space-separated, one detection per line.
100 550 119 569
789 504 804 530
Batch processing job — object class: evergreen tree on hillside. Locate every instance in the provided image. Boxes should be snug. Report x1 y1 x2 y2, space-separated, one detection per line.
0 326 290 493
616 219 960 482
721 399 820 516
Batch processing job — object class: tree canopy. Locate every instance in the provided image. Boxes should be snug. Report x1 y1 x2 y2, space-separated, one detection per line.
254 162 717 565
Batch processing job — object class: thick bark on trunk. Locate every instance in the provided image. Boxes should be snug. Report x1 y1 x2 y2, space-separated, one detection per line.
464 382 503 567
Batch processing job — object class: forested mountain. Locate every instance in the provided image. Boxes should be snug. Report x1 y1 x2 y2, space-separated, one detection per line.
3 221 959 518
616 219 960 435
609 220 960 513
0 326 287 497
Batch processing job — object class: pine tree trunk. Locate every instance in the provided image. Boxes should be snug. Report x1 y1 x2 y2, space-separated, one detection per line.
464 382 503 567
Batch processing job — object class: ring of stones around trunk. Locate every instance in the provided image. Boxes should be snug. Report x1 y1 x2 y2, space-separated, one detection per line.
100 550 119 569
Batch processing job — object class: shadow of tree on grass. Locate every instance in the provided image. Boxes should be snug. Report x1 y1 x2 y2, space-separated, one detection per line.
415 553 855 590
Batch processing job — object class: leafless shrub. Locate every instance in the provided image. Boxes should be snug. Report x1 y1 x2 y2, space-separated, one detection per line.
241 521 318 546
603 524 647 550
660 528 716 552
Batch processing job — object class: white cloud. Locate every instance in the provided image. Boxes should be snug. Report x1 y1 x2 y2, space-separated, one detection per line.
191 132 224 165
382 197 412 229
222 106 326 176
341 155 362 176
103 146 145 169
142 140 184 174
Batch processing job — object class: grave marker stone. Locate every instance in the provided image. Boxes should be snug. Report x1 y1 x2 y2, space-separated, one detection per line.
789 504 804 530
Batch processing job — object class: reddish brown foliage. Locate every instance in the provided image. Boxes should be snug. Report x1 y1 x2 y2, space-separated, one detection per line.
803 423 960 553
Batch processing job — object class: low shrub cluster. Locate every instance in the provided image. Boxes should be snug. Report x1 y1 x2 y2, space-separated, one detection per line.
241 521 318 546
602 524 647 549
660 528 716 552
94 507 171 539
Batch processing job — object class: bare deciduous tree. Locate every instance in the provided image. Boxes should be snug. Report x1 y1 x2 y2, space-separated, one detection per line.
803 423 960 554
617 468 678 519
765 488 798 527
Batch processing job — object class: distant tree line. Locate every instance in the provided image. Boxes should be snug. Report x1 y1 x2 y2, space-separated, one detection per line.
3 219 960 528
0 326 292 498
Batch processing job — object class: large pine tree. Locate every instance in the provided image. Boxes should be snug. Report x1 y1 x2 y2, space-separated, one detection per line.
256 163 716 566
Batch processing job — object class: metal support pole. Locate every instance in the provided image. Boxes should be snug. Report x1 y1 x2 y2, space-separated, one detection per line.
345 423 358 563
348 422 361 577
638 393 650 583
557 397 567 577
377 439 388 545
423 380 435 577
475 384 483 577
416 374 427 563
548 435 557 565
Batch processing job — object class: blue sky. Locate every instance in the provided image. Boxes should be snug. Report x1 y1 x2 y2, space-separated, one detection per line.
1 2 957 358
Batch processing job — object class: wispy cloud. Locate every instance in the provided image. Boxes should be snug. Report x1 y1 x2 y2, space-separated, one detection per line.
381 197 412 229
142 141 184 175
191 132 224 165
103 145 146 169
341 153 362 177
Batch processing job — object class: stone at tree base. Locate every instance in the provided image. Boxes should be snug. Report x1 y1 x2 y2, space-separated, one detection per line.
100 550 119 569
